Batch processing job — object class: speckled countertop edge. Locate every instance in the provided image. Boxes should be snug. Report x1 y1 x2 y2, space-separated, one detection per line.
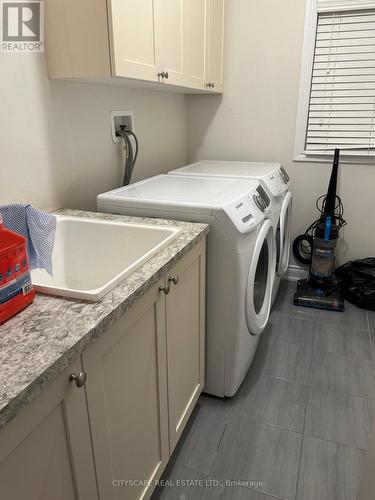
0 209 209 430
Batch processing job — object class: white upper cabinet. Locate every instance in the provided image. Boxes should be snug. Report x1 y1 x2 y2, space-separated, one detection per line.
45 0 225 93
183 0 209 90
154 0 185 86
108 0 158 81
207 0 225 92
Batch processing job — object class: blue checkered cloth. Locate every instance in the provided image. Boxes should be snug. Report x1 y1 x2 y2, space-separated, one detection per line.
0 204 56 276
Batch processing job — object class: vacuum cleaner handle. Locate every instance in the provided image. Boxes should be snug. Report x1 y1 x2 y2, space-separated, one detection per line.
324 148 340 220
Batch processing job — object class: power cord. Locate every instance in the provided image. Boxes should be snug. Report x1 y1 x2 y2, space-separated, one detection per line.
116 126 139 186
305 194 347 237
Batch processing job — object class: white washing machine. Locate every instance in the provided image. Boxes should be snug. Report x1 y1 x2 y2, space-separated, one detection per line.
98 175 275 397
169 161 292 304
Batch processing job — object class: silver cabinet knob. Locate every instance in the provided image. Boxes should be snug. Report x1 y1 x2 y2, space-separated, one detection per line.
159 285 170 295
206 82 215 89
168 276 179 286
69 371 87 388
164 72 169 79
211 82 215 88
206 82 212 89
158 71 169 80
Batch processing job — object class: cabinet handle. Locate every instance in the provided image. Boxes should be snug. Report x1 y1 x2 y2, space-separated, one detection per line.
158 71 169 80
69 371 87 388
159 285 170 295
168 276 179 286
206 82 216 89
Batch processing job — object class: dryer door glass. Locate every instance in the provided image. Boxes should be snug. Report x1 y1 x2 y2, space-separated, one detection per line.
278 191 292 277
275 221 281 272
254 240 269 314
245 220 275 336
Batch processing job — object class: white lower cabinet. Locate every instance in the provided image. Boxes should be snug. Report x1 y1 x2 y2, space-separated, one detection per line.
0 359 98 500
83 239 206 500
0 240 206 500
83 279 170 500
165 241 206 453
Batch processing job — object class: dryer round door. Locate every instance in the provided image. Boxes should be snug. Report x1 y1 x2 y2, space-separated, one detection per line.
276 191 292 277
245 220 275 336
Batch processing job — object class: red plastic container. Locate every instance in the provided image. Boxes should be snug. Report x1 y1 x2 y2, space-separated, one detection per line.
0 216 35 324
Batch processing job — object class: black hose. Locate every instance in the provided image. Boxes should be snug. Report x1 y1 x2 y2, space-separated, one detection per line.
117 128 139 186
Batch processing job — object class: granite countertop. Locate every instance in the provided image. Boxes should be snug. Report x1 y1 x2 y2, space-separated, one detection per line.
0 209 209 430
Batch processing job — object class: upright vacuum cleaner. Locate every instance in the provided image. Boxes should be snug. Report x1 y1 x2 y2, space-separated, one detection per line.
293 149 347 311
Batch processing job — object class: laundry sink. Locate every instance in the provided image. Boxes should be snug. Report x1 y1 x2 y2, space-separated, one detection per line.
31 215 181 301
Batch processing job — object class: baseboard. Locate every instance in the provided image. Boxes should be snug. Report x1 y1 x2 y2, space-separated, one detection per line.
284 265 309 282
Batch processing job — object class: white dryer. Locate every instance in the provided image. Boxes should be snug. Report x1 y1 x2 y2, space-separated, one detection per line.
98 175 275 397
169 161 292 304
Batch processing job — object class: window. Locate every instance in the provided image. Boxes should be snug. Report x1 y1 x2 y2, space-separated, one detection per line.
295 0 375 161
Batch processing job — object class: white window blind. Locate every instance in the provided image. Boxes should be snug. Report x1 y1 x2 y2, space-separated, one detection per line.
305 3 375 156
318 1 375 13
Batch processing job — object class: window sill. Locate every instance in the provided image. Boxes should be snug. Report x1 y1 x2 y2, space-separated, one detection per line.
293 153 375 165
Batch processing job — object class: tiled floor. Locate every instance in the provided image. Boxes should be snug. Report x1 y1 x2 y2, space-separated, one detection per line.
152 280 375 500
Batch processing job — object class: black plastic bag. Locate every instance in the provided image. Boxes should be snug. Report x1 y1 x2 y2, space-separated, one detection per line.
334 258 375 311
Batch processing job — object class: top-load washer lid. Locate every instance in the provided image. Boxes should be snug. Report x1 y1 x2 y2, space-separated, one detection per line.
169 160 290 199
98 174 271 234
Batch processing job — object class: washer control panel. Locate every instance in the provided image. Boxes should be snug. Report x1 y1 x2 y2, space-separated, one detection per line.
223 184 271 233
264 166 290 197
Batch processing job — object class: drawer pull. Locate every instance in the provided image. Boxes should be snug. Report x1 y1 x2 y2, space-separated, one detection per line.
69 372 87 388
159 285 170 295
168 276 179 286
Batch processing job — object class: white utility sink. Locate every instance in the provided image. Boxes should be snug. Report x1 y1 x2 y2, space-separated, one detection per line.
32 215 181 302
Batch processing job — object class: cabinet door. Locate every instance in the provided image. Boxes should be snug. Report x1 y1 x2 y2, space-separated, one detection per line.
83 281 169 500
165 239 206 452
207 0 225 92
183 0 209 90
154 0 185 86
0 359 97 500
108 0 158 81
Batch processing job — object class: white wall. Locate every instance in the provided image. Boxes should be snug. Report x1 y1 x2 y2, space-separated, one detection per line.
186 0 375 264
2 3 374 264
0 52 187 211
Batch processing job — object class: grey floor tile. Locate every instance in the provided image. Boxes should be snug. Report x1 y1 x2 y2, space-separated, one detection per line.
152 464 205 500
311 349 375 399
371 332 375 360
314 301 368 330
305 388 375 450
210 416 302 499
315 321 372 360
296 436 365 500
369 310 375 332
272 280 317 320
251 337 312 385
265 313 315 349
199 393 235 414
201 484 278 500
233 375 309 433
170 403 228 475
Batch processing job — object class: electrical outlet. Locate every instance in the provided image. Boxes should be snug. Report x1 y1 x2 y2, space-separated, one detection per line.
111 111 135 144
